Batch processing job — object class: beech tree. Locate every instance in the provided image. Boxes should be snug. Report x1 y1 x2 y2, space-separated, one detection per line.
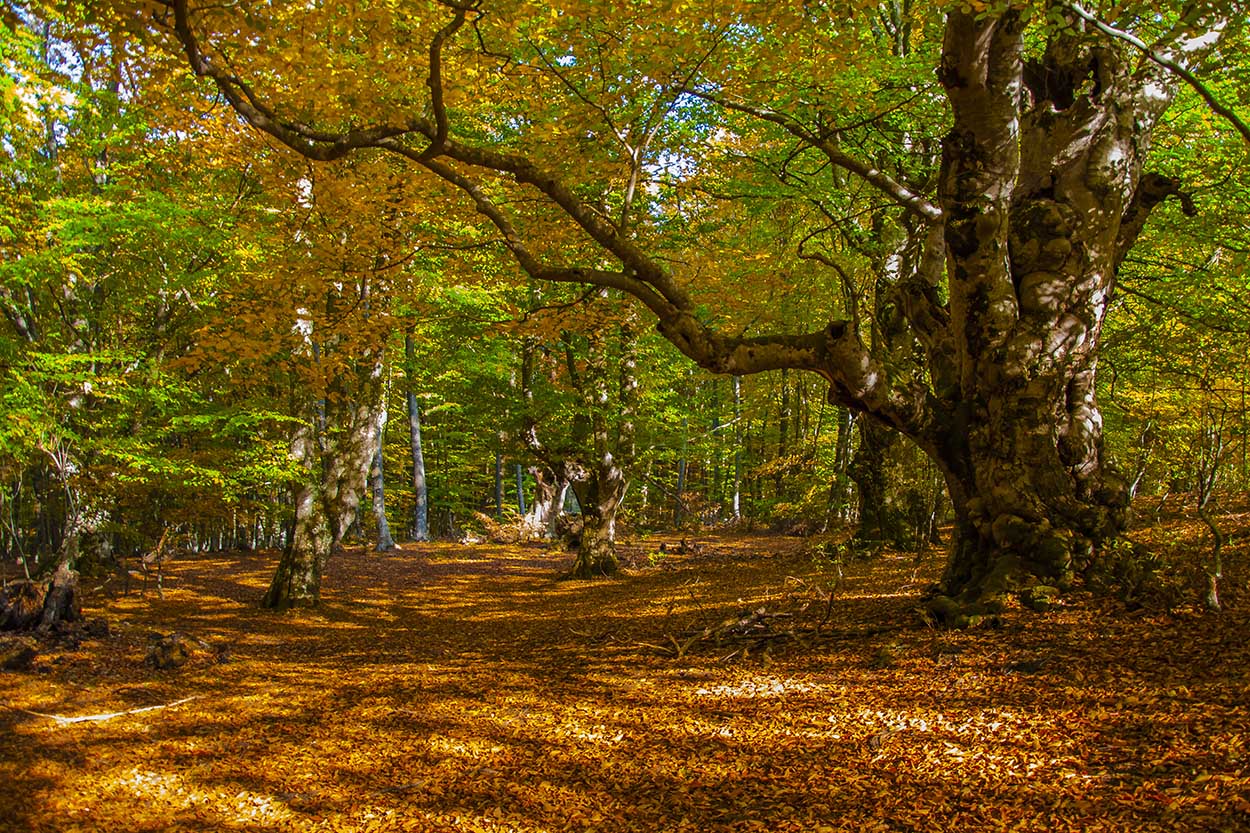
109 0 1249 619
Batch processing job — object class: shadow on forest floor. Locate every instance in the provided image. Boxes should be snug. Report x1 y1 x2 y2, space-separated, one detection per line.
2 506 1249 833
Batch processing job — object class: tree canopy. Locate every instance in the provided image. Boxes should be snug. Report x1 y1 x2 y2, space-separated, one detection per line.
2 0 1250 620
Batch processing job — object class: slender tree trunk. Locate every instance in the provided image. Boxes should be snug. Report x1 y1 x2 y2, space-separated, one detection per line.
370 444 397 552
711 382 723 514
494 451 504 518
731 376 742 520
516 333 584 539
824 408 856 529
405 335 429 541
515 464 526 515
776 368 789 498
1195 406 1227 612
673 417 688 528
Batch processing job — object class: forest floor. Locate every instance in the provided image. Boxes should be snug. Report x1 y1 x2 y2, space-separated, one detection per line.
2 498 1250 832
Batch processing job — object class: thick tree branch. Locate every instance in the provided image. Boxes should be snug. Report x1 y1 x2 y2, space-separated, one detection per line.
418 3 475 161
1067 2 1250 145
159 0 930 438
396 129 696 310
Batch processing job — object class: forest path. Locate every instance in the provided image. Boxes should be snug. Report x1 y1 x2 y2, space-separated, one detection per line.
2 527 1249 833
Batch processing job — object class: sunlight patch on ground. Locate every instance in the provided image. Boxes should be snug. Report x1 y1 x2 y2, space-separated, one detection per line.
90 766 296 827
694 675 819 699
836 590 924 600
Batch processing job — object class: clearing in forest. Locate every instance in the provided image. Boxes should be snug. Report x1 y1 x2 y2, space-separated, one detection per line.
2 516 1249 833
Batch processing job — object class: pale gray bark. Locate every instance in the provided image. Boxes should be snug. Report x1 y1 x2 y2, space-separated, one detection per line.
731 376 742 520
405 334 429 542
570 320 636 578
370 444 397 552
515 464 526 515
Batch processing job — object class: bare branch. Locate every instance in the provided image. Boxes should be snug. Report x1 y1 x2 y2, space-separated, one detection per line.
21 696 202 726
419 4 475 161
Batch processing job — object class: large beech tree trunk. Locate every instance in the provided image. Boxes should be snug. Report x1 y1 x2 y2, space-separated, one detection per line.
912 8 1178 618
928 369 1130 619
263 339 385 608
264 397 382 608
571 469 625 577
516 326 587 542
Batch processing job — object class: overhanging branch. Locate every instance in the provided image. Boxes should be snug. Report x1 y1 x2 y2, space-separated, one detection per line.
157 0 933 439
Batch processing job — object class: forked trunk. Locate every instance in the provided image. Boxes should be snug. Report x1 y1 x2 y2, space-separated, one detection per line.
322 397 385 549
568 320 635 579
570 469 626 578
521 466 558 538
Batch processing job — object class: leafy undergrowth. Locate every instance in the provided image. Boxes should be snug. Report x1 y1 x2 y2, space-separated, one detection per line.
2 515 1249 833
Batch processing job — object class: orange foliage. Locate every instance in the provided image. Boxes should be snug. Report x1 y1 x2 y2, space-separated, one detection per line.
2 518 1249 832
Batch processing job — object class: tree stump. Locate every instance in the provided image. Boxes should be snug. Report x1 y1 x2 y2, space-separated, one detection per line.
39 562 81 630
0 580 46 631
